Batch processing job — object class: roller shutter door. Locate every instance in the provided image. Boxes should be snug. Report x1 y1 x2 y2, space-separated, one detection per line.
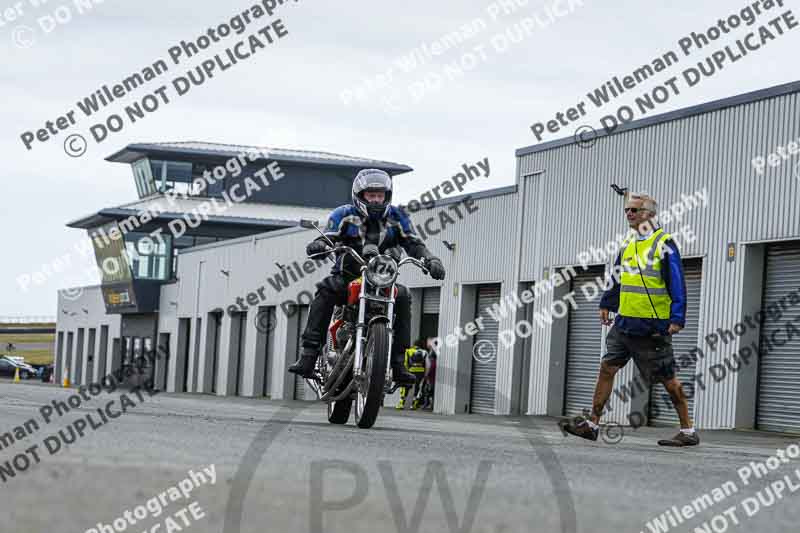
294 306 313 401
563 267 605 417
422 288 441 314
757 242 800 433
420 287 442 340
649 259 703 425
470 285 501 415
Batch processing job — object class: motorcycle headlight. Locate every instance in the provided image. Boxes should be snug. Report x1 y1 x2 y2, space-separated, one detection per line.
366 255 398 288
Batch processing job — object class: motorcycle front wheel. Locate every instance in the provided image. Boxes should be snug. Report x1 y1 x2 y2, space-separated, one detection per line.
327 387 353 424
354 321 388 429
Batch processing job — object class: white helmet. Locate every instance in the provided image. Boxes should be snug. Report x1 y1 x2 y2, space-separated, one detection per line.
352 169 393 220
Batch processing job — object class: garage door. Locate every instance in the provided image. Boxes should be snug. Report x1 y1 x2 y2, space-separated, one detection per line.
649 259 703 425
564 267 605 417
423 287 441 314
294 306 313 401
757 242 800 433
420 287 441 340
471 285 501 415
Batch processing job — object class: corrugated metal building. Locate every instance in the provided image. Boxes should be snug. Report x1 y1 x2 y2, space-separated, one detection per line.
57 81 800 432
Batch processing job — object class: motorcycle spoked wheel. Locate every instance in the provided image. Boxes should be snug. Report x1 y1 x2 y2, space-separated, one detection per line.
354 321 389 429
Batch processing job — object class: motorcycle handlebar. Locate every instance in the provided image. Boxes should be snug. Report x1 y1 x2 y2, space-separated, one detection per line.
308 245 366 266
308 248 431 276
399 256 429 276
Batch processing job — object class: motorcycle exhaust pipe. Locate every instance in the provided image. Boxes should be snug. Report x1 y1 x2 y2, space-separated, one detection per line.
320 353 354 402
324 338 354 389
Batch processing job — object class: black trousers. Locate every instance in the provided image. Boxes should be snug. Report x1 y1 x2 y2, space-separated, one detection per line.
300 274 412 366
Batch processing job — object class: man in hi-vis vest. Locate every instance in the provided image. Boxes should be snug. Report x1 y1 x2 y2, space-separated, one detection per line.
564 192 698 447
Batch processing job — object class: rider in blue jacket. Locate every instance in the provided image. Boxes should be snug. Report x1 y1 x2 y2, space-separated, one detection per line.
288 169 446 384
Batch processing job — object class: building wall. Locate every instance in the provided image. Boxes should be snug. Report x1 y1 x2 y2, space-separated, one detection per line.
157 283 180 392
58 87 800 430
152 190 520 411
55 286 121 385
225 162 356 209
518 89 800 429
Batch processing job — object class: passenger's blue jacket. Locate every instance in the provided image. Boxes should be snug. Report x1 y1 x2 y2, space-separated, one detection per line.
317 205 431 277
599 237 687 336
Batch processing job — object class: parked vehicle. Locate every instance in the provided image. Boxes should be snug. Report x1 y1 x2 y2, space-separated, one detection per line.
0 356 36 379
40 364 55 382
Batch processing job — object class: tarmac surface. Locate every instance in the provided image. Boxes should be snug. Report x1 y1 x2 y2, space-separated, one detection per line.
1 382 799 533
3 342 52 351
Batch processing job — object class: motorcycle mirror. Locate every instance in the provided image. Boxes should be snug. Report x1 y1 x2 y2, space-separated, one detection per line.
301 219 335 247
299 219 318 229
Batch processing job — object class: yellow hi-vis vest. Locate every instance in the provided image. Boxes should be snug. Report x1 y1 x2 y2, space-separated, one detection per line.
404 348 426 373
618 229 672 320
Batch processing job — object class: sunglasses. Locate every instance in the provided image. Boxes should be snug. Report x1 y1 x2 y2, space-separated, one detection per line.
624 207 641 214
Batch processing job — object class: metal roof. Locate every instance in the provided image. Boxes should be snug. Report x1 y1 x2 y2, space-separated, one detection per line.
516 79 800 157
397 184 518 211
105 141 413 174
66 194 332 229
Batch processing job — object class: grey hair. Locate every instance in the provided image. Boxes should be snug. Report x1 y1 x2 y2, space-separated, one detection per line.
628 191 658 214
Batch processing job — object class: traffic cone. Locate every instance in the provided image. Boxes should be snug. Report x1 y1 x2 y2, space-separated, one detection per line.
13 368 20 383
62 367 70 388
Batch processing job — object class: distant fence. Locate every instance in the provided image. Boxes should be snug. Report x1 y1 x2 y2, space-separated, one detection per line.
0 316 56 324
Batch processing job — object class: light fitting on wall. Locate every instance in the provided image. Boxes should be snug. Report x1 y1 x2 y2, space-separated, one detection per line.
220 269 230 277
275 262 286 270
610 184 629 197
443 240 456 252
82 308 89 314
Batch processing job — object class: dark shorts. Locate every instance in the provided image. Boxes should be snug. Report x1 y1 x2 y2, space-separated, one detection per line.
602 326 676 384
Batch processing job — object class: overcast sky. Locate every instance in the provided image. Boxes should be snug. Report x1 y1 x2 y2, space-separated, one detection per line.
2 0 798 315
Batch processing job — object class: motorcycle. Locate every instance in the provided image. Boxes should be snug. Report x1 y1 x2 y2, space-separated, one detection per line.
299 219 430 429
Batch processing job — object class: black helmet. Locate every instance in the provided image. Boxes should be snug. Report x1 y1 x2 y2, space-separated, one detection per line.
352 169 392 220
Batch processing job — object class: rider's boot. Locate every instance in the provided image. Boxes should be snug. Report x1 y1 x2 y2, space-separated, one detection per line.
288 347 318 378
396 395 405 410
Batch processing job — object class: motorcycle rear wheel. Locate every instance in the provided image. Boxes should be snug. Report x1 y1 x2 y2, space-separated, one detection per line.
354 322 388 429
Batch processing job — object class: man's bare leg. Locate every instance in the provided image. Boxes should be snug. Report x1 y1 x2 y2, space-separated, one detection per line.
656 376 700 446
662 376 692 428
591 361 622 424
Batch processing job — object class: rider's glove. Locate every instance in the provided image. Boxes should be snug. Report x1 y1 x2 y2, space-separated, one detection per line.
386 247 403 263
425 257 446 280
306 240 331 257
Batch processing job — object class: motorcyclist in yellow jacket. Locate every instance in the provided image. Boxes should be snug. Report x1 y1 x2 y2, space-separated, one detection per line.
396 338 427 410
